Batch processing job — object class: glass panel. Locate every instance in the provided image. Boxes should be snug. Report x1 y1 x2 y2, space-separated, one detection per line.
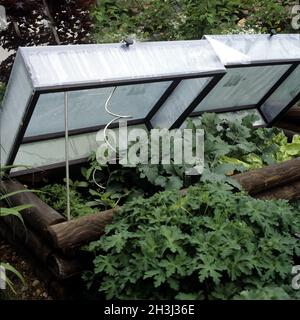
260 66 300 122
25 82 171 137
193 65 291 112
150 77 211 128
13 125 147 172
0 53 33 166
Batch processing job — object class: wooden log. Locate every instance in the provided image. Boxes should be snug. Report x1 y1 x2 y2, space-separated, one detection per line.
0 222 83 299
284 106 300 121
47 158 300 251
276 120 300 133
0 215 53 264
0 216 89 280
0 221 54 286
0 179 66 237
48 254 85 280
233 157 300 195
47 208 115 249
256 180 300 201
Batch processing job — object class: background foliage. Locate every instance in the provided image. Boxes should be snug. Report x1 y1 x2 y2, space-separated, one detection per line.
91 0 295 43
0 1 296 83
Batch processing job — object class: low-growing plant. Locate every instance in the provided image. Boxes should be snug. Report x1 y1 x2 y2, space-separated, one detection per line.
84 181 300 300
0 165 30 295
39 114 300 216
39 182 97 218
0 82 6 103
90 0 294 44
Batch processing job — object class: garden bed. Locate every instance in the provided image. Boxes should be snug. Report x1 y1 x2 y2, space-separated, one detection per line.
1 157 300 299
1 114 300 298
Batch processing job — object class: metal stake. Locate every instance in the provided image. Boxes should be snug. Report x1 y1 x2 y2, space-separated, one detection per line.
64 92 71 221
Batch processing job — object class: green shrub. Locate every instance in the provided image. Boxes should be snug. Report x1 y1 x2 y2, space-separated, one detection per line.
0 83 6 103
39 181 97 218
84 182 300 299
243 0 294 33
90 1 294 43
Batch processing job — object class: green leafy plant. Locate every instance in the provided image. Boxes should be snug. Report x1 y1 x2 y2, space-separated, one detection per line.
39 181 97 218
243 0 294 33
91 0 179 43
0 83 6 104
39 113 300 216
90 1 294 44
84 181 300 300
0 165 31 294
0 262 25 295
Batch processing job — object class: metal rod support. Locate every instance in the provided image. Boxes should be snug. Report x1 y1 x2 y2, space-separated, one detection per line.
64 92 71 221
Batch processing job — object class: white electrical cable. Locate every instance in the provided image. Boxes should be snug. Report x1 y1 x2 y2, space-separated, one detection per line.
92 86 132 190
104 86 131 118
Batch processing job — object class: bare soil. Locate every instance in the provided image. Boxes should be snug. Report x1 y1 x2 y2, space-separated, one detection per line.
0 236 52 300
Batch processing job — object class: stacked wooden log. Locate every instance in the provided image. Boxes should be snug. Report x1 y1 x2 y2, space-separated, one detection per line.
276 106 300 134
1 157 300 297
0 180 89 298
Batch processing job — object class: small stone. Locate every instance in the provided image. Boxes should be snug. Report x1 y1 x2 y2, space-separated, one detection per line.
237 18 246 28
21 285 29 292
42 292 48 298
36 289 41 295
32 279 40 287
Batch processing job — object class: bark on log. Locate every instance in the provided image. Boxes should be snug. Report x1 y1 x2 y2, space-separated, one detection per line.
0 221 83 298
0 180 66 236
0 221 55 282
255 180 300 201
276 120 300 133
233 157 300 195
48 254 84 280
0 216 88 280
0 215 53 264
284 106 300 121
47 208 115 249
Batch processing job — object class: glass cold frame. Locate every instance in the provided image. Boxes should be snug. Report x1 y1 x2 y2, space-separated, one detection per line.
2 35 299 174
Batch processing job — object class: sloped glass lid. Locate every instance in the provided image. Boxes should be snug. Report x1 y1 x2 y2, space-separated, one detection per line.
204 34 300 65
0 39 226 169
189 34 300 127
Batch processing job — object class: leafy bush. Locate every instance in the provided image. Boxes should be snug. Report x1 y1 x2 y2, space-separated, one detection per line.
90 0 294 43
84 181 300 300
91 0 179 43
39 114 300 217
243 0 295 33
0 83 6 103
39 181 97 218
90 0 245 42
